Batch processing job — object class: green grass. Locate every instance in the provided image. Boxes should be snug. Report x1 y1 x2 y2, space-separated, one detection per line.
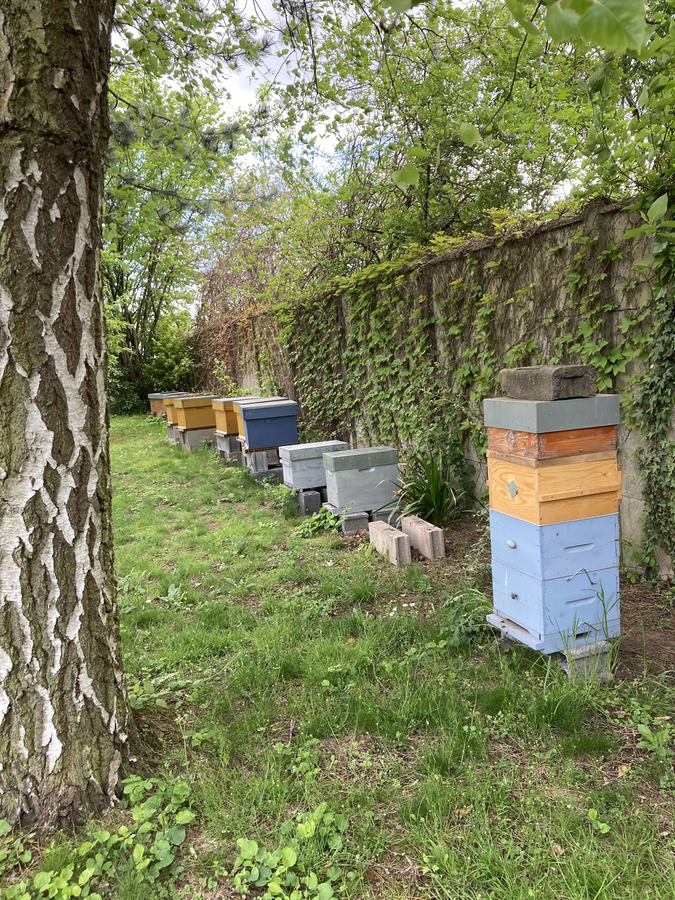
7 415 675 900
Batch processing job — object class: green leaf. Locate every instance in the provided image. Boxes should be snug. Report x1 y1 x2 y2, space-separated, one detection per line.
545 3 581 41
648 194 669 223
406 147 431 160
576 0 646 51
238 839 259 860
175 809 195 825
317 883 335 900
622 226 648 240
382 0 414 10
458 123 481 147
0 820 11 837
392 164 420 190
281 847 297 867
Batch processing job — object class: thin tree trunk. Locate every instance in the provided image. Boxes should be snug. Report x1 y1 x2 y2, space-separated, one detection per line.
0 0 130 826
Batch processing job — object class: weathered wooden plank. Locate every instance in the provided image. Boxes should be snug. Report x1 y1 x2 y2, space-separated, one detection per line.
486 449 616 468
487 425 617 459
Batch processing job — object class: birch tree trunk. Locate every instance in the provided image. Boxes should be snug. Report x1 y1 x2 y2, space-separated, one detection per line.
0 0 130 825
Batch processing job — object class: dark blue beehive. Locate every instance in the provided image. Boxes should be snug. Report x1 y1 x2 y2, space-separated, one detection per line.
241 400 299 450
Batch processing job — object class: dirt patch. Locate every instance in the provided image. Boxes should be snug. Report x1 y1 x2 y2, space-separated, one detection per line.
616 579 675 678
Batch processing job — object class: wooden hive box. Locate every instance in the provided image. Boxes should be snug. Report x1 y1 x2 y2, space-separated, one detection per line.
487 424 617 459
212 396 262 436
487 451 621 525
173 395 217 431
239 400 298 450
483 395 620 433
279 440 349 490
232 397 286 440
323 446 399 512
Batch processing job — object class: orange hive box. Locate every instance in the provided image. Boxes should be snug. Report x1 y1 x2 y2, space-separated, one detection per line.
486 452 621 526
487 425 617 460
173 396 216 431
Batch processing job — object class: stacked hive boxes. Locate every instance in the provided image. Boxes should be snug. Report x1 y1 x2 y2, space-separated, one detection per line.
322 446 399 531
485 366 621 654
173 395 217 451
212 396 261 460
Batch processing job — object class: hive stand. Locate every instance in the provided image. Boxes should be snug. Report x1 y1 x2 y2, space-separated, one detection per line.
212 396 263 463
485 365 621 676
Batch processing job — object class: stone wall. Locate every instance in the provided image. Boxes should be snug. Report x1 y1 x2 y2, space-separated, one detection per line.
196 200 668 572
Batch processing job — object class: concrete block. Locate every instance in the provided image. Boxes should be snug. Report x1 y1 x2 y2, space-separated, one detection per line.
499 366 597 401
244 450 269 473
368 522 411 567
299 489 322 516
369 506 401 527
401 515 445 559
216 433 242 463
341 511 370 534
167 424 178 445
250 467 283 483
178 427 216 451
552 640 613 681
318 487 328 503
483 395 620 433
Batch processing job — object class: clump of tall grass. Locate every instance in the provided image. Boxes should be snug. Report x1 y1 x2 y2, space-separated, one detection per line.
397 448 473 526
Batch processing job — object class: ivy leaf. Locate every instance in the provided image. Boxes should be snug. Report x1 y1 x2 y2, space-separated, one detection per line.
622 225 648 240
458 123 481 147
648 194 669 223
392 164 420 190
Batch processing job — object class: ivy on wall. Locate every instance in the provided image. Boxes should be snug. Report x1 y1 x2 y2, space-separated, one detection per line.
220 201 675 570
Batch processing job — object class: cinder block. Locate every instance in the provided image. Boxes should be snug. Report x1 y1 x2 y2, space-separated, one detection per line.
369 506 401 527
167 424 178 445
401 515 445 559
483 395 620 433
552 640 613 681
368 522 411 567
499 366 597 401
341 511 370 534
299 490 322 515
250 467 283 483
216 433 242 461
178 427 216 451
244 450 269 473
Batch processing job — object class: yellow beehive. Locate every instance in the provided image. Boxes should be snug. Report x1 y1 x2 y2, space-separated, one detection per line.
164 397 179 425
212 396 262 435
487 451 621 525
173 396 216 431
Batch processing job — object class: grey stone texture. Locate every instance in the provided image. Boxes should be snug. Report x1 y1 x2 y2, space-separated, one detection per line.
167 424 178 445
216 434 242 460
369 506 401 526
244 450 270 473
553 641 613 682
368 522 412 567
340 511 370 534
178 427 216 451
499 365 597 401
483 395 620 433
400 515 446 559
298 490 322 516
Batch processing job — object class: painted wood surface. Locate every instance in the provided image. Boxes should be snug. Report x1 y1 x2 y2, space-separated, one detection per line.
243 415 299 451
489 510 619 579
487 425 617 459
487 613 620 653
487 449 616 469
173 401 216 431
487 456 622 525
484 395 620 432
491 561 620 638
164 398 178 425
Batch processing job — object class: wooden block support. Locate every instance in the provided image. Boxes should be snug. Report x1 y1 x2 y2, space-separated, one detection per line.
369 522 411 567
400 515 445 559
487 455 622 525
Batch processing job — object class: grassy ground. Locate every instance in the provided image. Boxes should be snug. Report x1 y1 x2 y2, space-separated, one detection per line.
4 415 675 899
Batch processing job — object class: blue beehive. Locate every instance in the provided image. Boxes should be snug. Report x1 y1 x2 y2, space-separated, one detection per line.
241 400 299 450
485 371 621 655
488 510 620 653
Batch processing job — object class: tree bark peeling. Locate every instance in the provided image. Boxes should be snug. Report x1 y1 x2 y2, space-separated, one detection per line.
0 0 129 826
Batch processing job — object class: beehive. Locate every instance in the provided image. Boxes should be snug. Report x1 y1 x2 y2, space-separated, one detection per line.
233 397 286 440
280 440 349 490
173 395 217 431
238 400 298 451
148 392 189 417
323 447 399 512
484 382 621 654
212 396 262 436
